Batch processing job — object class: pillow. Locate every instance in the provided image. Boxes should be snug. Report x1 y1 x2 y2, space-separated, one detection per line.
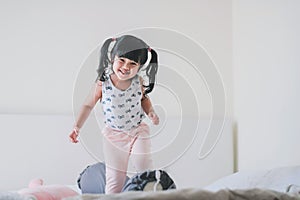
18 179 78 200
77 162 129 194
204 165 300 193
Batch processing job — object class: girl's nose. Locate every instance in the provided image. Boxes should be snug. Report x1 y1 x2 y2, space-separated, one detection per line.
123 63 130 70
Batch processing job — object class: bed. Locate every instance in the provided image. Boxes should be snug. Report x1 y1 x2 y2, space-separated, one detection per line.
62 165 300 200
3 166 299 200
64 188 299 200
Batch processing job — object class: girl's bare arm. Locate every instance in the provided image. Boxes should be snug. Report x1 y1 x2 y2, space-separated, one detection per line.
74 81 102 129
140 77 159 125
69 81 102 143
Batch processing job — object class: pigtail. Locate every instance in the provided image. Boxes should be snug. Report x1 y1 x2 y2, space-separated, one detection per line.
144 48 158 94
96 38 114 82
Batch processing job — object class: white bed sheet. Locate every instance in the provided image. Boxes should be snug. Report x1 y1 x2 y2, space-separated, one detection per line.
204 165 300 193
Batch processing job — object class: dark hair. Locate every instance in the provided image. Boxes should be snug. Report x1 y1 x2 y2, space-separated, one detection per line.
96 35 158 94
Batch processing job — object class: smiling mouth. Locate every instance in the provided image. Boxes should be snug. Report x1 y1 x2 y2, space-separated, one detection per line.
119 70 130 75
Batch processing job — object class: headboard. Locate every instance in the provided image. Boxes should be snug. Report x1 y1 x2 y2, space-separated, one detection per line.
0 114 233 191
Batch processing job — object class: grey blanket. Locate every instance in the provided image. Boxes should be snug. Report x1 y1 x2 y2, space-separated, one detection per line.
64 188 300 200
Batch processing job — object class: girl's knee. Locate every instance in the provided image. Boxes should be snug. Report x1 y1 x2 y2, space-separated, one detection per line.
105 168 127 194
132 155 153 172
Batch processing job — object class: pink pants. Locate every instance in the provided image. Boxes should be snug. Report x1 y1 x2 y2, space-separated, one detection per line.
102 122 153 194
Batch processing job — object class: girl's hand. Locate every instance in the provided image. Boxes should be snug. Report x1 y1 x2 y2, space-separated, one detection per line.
148 111 159 125
69 128 79 143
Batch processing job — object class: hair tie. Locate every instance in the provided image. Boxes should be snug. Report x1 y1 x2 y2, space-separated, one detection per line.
148 47 152 52
112 37 116 41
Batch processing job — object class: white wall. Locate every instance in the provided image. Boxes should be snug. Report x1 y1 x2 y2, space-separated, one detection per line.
0 0 233 117
0 114 95 191
0 0 233 191
233 0 300 170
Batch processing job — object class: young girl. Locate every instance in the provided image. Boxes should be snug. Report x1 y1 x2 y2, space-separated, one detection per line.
69 35 159 194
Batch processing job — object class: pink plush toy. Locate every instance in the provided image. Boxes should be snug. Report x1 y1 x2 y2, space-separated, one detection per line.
18 179 78 200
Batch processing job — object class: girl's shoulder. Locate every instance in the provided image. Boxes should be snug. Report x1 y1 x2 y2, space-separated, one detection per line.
137 75 144 85
93 80 103 99
136 76 147 95
96 80 103 86
99 77 111 87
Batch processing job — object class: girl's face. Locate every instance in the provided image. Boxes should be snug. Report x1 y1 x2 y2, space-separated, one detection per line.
112 56 140 81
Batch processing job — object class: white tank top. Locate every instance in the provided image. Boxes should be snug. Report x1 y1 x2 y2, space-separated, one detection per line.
101 75 145 131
